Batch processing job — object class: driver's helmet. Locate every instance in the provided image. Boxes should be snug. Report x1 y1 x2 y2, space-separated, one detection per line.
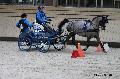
38 6 44 10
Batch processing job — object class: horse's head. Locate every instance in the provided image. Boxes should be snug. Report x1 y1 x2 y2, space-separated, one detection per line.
99 15 109 30
58 18 69 34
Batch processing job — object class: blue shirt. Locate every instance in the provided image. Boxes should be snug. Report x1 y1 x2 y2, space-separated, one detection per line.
16 18 32 32
36 10 48 25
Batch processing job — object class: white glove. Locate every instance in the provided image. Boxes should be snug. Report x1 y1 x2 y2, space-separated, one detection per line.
20 24 23 29
103 43 110 52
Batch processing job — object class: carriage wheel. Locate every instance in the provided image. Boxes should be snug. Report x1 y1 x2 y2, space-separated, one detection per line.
53 36 66 51
18 37 32 51
37 40 50 53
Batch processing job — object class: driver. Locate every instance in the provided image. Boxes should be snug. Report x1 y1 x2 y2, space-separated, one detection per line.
36 6 53 33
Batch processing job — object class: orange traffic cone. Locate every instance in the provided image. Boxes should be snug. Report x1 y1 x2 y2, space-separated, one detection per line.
71 50 79 58
77 43 85 57
71 43 85 58
96 42 104 52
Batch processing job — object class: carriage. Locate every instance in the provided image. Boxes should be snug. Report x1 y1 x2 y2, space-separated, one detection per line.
18 22 67 53
18 15 109 53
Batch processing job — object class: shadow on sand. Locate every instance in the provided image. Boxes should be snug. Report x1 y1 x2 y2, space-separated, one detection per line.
0 37 120 48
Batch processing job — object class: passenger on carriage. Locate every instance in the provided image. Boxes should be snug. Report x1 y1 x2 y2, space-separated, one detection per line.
16 13 32 33
36 6 53 33
33 21 44 35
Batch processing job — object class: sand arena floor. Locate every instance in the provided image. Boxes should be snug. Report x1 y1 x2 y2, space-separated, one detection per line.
0 5 120 79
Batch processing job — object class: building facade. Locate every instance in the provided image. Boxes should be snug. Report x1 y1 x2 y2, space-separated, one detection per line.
47 0 120 8
50 0 115 8
0 0 120 8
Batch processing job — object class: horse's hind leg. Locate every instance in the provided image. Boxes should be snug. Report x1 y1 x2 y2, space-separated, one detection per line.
65 32 72 44
83 37 91 51
71 32 75 45
65 32 76 45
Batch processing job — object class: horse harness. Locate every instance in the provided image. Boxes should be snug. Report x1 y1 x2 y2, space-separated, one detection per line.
84 20 99 32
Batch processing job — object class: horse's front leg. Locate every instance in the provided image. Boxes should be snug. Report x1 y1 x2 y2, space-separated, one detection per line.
83 37 91 51
96 36 105 51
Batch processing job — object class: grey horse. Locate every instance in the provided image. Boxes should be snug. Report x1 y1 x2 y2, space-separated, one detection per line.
58 15 109 51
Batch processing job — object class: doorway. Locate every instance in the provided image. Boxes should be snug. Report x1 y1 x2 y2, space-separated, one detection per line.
86 0 95 7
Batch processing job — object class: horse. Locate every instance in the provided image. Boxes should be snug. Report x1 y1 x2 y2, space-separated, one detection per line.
58 15 109 51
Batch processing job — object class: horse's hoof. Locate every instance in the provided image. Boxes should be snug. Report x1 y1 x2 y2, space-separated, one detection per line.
83 48 87 51
103 51 107 53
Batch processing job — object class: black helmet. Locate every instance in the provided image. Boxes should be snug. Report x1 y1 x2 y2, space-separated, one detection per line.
21 13 27 18
38 6 44 10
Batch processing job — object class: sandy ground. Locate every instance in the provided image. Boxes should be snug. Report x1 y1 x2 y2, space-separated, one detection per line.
0 5 120 79
0 41 120 79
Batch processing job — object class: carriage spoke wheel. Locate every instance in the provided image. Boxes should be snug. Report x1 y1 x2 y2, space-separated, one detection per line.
18 37 32 51
53 36 66 51
37 40 50 53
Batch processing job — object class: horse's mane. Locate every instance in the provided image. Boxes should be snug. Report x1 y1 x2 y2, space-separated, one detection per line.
92 15 103 22
58 18 69 28
92 16 98 21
